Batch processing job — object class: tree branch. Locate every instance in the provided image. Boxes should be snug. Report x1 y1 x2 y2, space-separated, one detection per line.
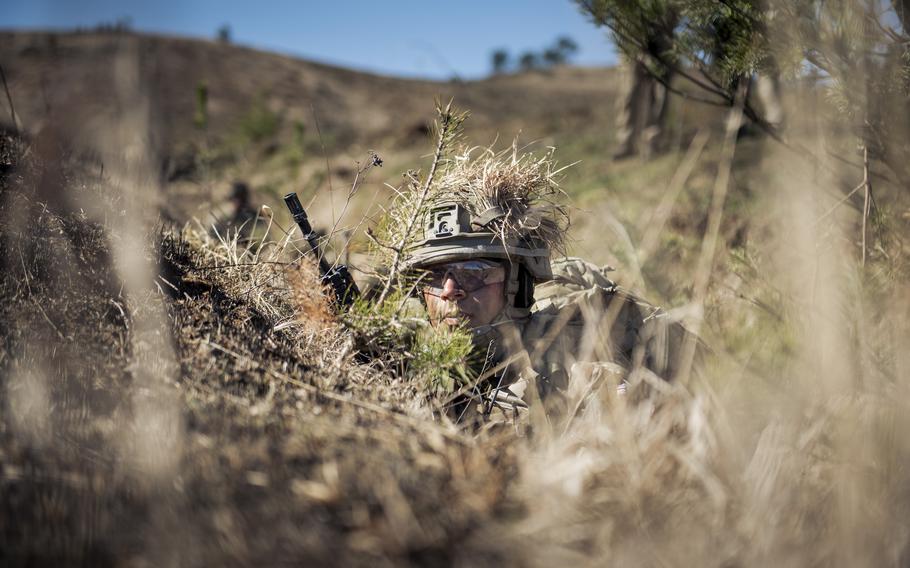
375 100 458 305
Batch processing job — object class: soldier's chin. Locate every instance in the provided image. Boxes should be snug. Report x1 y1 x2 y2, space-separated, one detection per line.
441 315 471 329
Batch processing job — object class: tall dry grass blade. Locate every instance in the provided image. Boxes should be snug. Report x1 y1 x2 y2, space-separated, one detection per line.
0 63 19 133
638 129 711 265
812 181 866 226
375 100 456 305
675 86 746 385
310 103 335 241
862 145 870 266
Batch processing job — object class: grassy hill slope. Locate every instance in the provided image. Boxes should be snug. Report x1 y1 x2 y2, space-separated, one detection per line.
0 31 720 264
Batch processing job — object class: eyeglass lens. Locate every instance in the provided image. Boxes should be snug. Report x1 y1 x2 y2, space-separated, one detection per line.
426 266 501 293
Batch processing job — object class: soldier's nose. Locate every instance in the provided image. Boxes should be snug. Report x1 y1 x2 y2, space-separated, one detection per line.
439 276 465 301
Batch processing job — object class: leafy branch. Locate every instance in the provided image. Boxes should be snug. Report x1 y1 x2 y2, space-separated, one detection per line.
374 99 466 305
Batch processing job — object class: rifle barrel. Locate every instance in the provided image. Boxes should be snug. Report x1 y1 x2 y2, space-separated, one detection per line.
283 192 360 309
284 192 331 273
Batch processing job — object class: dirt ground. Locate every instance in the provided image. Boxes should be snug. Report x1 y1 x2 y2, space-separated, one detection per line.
5 30 910 568
0 131 528 566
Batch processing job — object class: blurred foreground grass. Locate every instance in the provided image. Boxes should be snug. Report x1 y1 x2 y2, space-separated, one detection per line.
4 104 910 564
2 32 910 566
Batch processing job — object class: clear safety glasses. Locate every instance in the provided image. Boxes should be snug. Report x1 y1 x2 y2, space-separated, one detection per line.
422 260 505 295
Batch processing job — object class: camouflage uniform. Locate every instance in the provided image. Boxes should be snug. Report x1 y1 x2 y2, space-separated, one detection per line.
407 203 690 427
458 257 689 426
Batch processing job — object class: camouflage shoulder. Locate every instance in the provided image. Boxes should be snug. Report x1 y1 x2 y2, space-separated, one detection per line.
529 257 701 381
533 256 617 312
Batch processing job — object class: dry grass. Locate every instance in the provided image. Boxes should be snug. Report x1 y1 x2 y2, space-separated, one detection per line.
0 131 520 565
435 142 571 253
2 31 910 568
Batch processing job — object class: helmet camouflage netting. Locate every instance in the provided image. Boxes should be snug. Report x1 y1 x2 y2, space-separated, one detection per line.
392 143 571 282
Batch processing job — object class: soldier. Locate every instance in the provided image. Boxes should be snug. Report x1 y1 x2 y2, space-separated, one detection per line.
395 148 692 425
211 181 261 244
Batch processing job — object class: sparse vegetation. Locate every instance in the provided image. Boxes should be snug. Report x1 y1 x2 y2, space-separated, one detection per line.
194 81 208 129
576 0 910 189
216 24 232 44
0 132 511 564
1 27 910 567
236 94 280 143
491 35 580 74
491 48 510 74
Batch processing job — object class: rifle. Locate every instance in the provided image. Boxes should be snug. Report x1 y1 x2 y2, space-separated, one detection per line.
284 192 359 309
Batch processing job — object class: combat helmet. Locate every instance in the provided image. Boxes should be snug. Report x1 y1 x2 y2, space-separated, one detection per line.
402 145 568 317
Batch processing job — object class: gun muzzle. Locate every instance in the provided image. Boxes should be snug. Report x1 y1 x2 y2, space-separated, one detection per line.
284 192 308 226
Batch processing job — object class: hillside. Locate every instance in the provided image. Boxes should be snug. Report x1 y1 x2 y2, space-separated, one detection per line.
0 30 622 148
0 31 629 206
0 35 722 187
0 131 519 565
4 29 909 567
0 30 728 286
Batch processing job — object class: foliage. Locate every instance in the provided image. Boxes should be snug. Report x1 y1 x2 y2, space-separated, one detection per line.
369 102 570 288
237 94 280 143
519 51 541 71
194 81 208 129
344 101 478 393
90 17 133 34
343 289 415 358
491 48 510 74
412 325 476 393
216 24 232 43
575 0 910 186
0 139 510 564
433 144 570 252
544 36 580 65
4 36 910 566
355 103 573 394
368 100 467 301
342 287 477 394
491 35 580 74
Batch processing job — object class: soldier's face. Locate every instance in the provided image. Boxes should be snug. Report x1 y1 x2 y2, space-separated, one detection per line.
422 260 506 330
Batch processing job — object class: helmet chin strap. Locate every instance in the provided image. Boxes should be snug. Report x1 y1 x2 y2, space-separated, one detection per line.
469 313 524 372
502 260 532 320
470 262 532 342
470 313 518 339
469 311 535 386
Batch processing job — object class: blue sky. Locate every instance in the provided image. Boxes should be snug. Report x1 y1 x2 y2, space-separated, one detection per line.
2 0 618 79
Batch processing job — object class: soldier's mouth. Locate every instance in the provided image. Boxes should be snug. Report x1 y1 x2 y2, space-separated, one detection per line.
442 312 471 326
